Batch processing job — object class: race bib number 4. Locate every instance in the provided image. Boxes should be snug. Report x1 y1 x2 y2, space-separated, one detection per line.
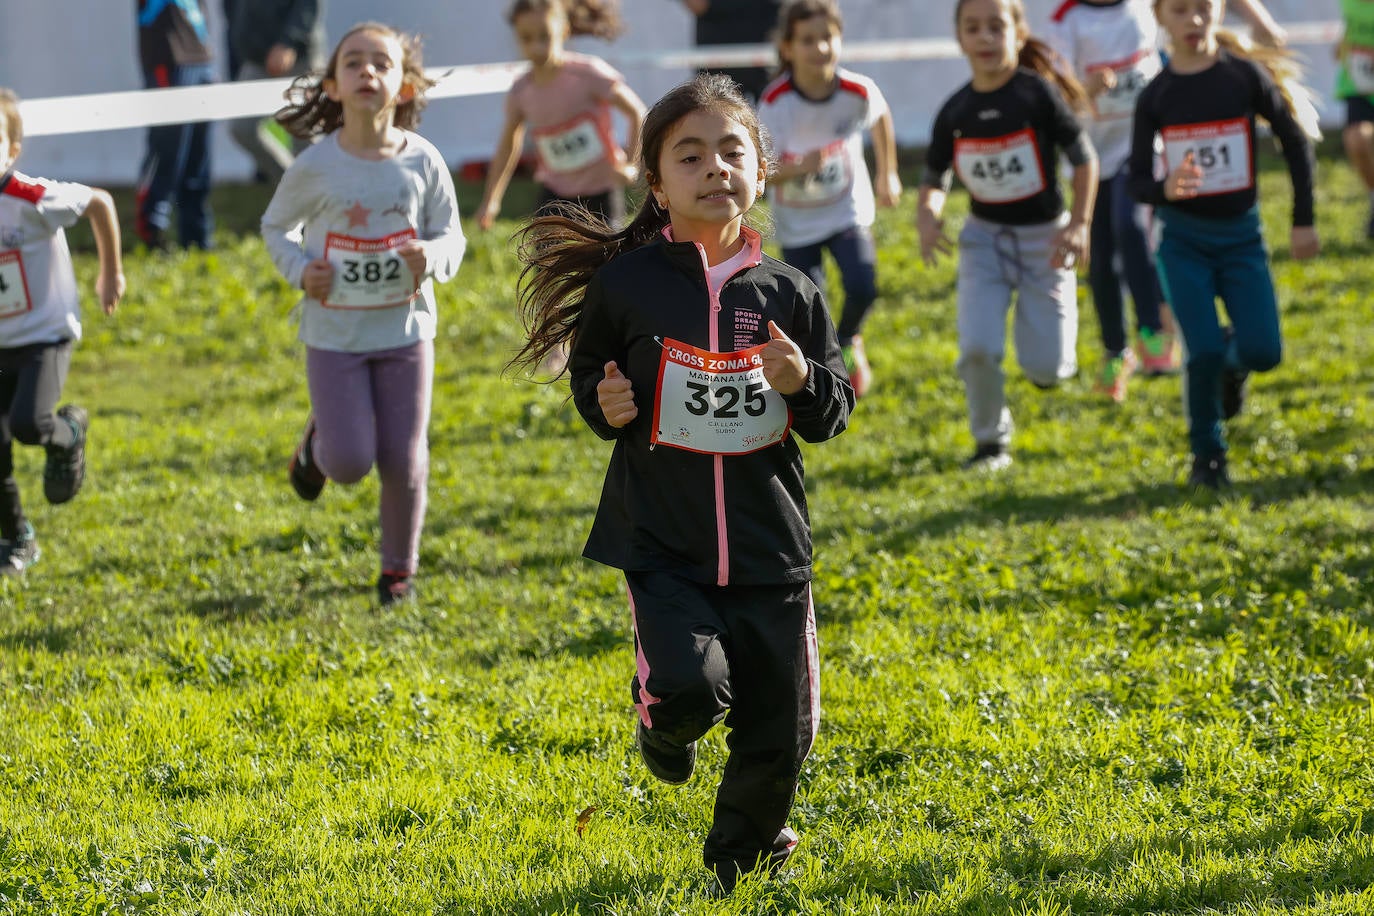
954 129 1046 204
323 229 417 310
777 140 853 208
534 113 612 174
1161 118 1252 196
0 250 33 319
652 339 792 455
1349 46 1374 95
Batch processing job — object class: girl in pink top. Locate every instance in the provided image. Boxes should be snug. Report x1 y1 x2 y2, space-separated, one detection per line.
477 0 646 229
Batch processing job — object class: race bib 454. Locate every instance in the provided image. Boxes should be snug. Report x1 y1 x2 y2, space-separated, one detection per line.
954 129 1047 205
651 338 792 455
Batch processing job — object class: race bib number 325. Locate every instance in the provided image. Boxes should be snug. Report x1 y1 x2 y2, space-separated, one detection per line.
652 339 792 455
323 229 417 310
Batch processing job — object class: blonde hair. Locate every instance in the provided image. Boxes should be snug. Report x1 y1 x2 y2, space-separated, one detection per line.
0 89 22 145
275 22 437 139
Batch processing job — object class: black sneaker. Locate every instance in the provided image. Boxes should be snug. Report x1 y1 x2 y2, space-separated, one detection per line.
0 523 40 575
1188 453 1231 491
377 571 416 606
288 417 326 501
44 405 88 504
637 721 695 784
708 827 799 896
962 441 1012 472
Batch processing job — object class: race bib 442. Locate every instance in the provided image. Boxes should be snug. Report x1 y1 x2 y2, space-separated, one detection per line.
651 338 792 455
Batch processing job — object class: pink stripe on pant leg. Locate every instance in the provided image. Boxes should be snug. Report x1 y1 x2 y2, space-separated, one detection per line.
627 587 662 727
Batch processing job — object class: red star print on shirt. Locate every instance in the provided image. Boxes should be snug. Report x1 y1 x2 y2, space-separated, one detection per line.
344 202 370 228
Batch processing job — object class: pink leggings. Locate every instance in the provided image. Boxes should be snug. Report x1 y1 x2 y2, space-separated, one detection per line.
306 341 433 575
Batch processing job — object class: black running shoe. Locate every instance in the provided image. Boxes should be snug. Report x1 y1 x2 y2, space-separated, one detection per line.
288 417 326 501
1188 453 1231 491
377 571 416 606
44 405 88 505
637 721 696 785
1221 365 1250 420
962 441 1012 472
0 523 40 575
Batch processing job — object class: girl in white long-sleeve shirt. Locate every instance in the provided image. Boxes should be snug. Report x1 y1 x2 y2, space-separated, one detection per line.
262 21 465 606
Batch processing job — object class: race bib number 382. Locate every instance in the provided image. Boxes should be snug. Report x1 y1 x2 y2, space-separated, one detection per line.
323 229 417 310
652 339 792 455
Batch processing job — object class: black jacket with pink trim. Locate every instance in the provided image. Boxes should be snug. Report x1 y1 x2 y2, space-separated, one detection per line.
569 232 853 586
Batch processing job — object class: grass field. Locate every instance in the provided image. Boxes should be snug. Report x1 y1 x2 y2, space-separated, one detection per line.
0 146 1371 915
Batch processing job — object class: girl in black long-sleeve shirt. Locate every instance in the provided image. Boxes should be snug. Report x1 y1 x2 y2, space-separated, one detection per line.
1129 0 1319 490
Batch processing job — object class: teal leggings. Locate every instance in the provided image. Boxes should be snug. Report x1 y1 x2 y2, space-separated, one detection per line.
1154 206 1282 458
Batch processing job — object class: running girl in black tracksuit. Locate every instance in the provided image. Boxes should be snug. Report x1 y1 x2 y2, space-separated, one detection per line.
512 73 853 894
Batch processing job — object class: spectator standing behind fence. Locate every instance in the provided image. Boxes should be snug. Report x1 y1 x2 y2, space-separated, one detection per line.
226 0 326 184
678 0 783 102
135 0 216 251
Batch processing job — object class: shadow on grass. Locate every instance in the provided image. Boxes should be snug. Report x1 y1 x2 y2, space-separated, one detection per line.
0 621 85 654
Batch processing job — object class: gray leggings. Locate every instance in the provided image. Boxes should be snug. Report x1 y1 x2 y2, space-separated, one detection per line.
956 215 1079 448
306 340 433 575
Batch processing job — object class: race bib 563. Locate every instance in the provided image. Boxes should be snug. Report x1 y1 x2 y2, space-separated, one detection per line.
651 338 791 455
533 113 613 174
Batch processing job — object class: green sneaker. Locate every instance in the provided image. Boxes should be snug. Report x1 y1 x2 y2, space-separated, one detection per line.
1138 326 1180 375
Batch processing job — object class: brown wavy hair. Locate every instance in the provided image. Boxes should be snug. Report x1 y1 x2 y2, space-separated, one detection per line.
507 0 625 41
954 0 1090 113
0 89 22 147
275 22 437 139
509 73 772 376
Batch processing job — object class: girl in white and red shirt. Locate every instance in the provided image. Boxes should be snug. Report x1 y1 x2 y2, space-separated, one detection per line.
477 0 646 229
0 89 125 574
758 0 901 398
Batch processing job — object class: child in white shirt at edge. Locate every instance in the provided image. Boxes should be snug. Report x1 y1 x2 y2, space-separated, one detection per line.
1047 0 1178 403
262 23 465 606
758 0 901 398
0 89 125 576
